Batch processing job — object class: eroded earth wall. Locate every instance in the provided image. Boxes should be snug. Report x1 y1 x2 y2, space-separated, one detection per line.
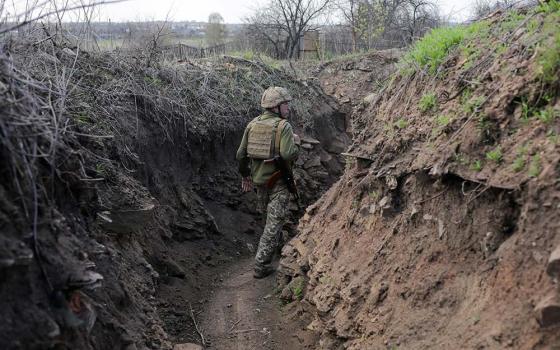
280 7 560 350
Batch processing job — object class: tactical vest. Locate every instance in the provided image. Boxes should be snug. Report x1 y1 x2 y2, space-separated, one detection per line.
246 116 287 159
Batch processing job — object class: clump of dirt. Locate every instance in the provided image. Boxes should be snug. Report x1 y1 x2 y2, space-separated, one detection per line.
0 32 348 349
280 6 560 349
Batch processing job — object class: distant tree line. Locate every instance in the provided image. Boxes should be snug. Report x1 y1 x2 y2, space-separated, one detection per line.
239 0 441 59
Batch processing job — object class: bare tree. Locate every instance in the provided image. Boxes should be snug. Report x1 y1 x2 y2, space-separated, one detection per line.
245 0 332 59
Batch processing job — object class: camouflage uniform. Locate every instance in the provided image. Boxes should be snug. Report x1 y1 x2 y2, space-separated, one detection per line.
236 87 299 277
254 183 290 270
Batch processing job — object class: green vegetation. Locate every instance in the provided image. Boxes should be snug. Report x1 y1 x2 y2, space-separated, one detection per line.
536 107 559 123
512 144 529 172
535 2 560 82
471 159 483 171
435 114 452 127
143 76 163 86
512 156 525 172
528 155 542 177
403 21 489 75
228 50 282 69
368 190 380 200
462 92 486 115
548 130 560 145
486 147 503 163
95 163 107 176
419 93 438 113
500 10 526 32
395 118 409 129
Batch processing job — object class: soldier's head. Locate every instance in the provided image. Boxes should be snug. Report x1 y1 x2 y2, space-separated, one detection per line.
261 86 292 118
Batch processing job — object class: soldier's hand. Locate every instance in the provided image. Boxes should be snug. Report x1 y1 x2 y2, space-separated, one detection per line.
241 177 253 192
293 134 301 145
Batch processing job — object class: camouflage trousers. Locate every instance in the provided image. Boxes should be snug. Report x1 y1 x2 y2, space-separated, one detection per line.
254 183 290 270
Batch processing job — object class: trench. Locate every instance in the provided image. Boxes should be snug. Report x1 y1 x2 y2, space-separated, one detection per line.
136 103 349 349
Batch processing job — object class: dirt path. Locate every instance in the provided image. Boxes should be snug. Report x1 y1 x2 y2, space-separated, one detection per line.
200 258 306 350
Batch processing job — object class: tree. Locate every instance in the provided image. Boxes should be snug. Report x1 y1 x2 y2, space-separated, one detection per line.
245 0 332 59
206 12 226 46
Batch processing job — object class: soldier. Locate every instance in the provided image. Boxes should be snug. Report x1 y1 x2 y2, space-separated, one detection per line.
236 86 301 279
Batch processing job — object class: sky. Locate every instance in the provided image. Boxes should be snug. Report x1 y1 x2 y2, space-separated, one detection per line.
11 0 478 24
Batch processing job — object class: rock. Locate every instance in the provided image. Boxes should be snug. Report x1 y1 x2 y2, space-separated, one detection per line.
302 136 320 144
173 344 203 350
97 201 155 234
546 246 560 279
301 143 314 150
535 293 560 327
304 157 322 169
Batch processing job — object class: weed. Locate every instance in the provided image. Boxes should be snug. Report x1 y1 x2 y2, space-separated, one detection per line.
528 155 542 177
395 118 409 129
471 159 483 171
536 0 560 14
519 98 535 122
501 10 525 32
477 114 492 134
486 147 503 163
535 107 559 123
535 9 560 82
527 18 540 34
512 156 525 172
75 113 90 124
419 93 438 113
368 190 379 200
436 114 451 127
143 76 163 86
547 129 560 144
462 95 486 115
454 153 469 165
95 163 107 175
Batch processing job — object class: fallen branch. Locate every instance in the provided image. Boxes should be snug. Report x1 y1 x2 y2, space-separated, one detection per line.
189 303 206 347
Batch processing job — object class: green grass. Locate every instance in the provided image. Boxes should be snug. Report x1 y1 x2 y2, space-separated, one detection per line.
535 107 559 123
547 130 560 144
512 156 525 172
462 94 486 115
471 159 483 171
528 155 542 177
403 21 489 75
535 4 560 82
419 93 438 113
501 10 526 32
486 147 503 163
435 114 452 127
395 118 408 129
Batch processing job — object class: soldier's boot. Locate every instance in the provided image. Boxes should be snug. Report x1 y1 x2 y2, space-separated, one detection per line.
253 264 275 279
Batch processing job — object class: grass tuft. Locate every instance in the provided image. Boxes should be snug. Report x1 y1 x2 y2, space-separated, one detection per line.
486 147 503 163
419 93 438 113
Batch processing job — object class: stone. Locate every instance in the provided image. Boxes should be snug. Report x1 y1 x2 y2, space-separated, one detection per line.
304 157 322 169
302 136 320 145
534 293 560 327
546 246 560 279
97 201 155 234
174 344 203 350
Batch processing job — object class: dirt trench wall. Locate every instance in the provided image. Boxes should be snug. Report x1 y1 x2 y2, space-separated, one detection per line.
280 8 560 350
0 42 347 350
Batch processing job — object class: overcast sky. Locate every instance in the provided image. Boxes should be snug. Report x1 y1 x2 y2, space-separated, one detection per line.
12 0 477 23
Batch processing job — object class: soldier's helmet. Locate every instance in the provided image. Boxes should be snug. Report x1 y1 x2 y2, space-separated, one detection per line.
261 86 293 109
